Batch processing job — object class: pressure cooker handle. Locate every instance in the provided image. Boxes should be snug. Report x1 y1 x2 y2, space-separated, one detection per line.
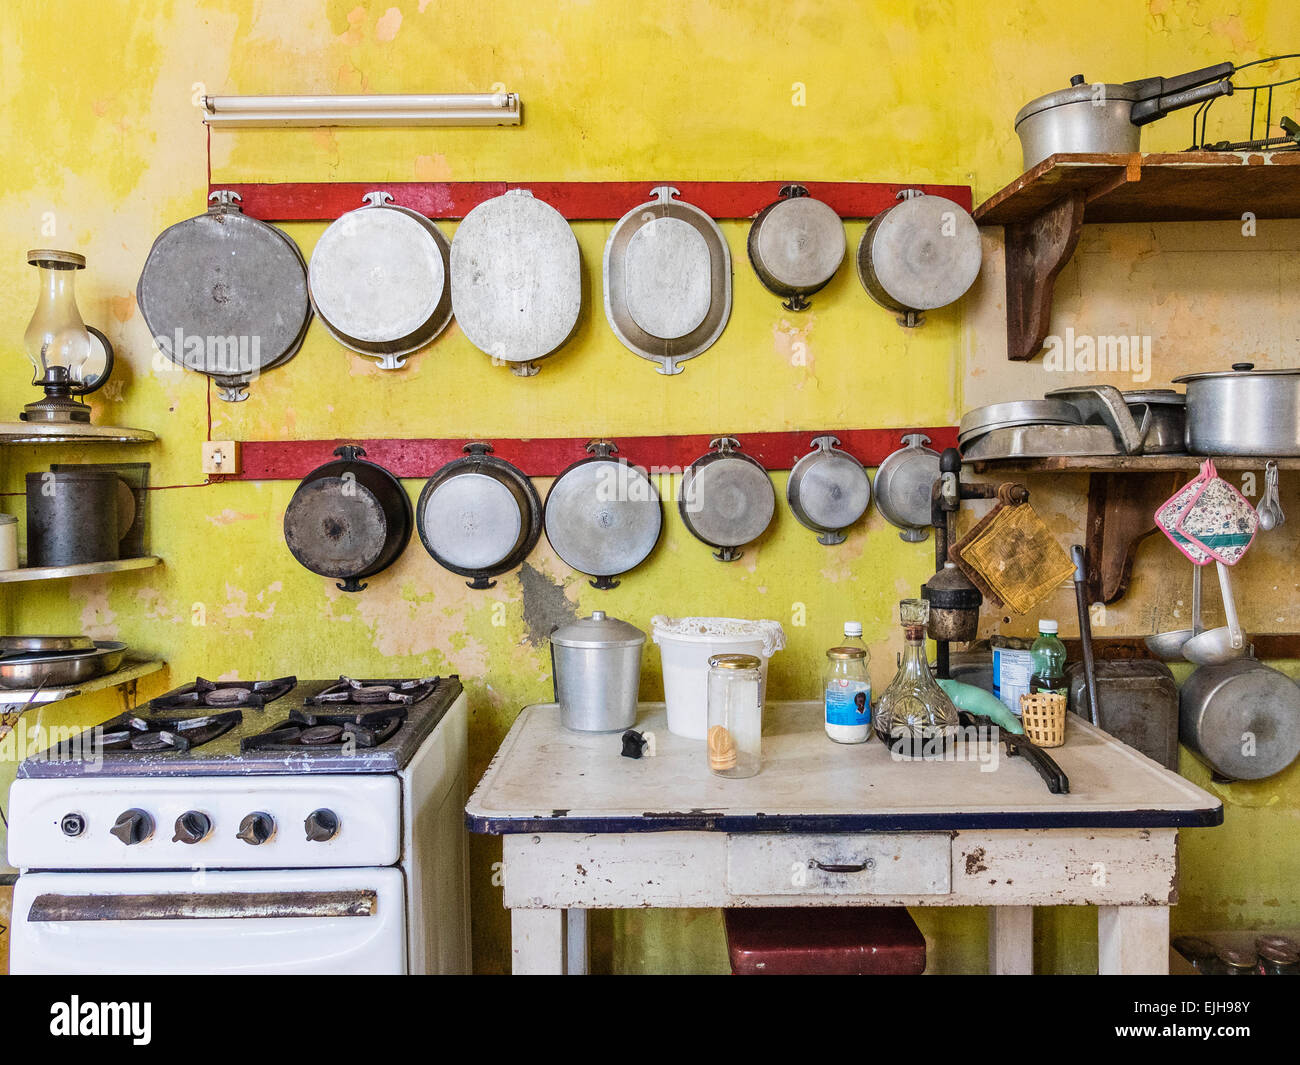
1131 79 1233 126
1125 62 1234 101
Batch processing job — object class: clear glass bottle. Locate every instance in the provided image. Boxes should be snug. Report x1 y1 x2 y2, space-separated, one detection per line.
824 645 871 743
873 599 960 757
707 653 762 778
1029 619 1068 695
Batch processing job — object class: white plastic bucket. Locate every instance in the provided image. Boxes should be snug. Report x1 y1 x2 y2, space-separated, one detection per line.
651 617 786 739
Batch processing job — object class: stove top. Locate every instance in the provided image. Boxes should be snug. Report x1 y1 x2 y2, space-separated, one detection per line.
18 675 462 778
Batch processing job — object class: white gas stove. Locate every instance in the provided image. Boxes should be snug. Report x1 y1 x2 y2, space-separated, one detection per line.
6 675 470 975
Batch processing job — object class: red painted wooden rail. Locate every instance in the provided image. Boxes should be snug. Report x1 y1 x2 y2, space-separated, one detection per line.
212 181 973 222
232 427 961 480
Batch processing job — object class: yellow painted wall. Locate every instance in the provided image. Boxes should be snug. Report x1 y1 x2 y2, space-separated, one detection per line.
1 0 1298 973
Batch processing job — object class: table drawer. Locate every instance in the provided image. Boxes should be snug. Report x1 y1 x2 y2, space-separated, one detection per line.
726 833 951 897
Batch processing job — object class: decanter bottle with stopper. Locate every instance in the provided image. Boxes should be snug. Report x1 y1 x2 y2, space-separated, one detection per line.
874 598 960 758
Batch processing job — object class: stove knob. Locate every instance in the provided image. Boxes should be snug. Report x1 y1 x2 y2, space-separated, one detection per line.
304 808 340 843
109 809 155 846
172 811 212 845
60 813 86 838
237 812 275 846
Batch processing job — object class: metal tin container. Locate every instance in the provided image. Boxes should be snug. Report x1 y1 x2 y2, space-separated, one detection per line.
550 611 645 733
25 470 120 567
1065 659 1179 769
1172 363 1300 456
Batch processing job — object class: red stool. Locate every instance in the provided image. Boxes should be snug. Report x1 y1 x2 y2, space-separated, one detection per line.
724 907 927 975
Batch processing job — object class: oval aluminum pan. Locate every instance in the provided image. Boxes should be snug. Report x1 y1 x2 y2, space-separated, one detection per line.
872 435 939 542
679 445 775 554
604 186 731 375
415 445 543 586
748 193 845 299
0 641 127 690
309 195 453 370
857 195 982 314
786 436 871 545
137 195 312 401
544 457 663 584
450 190 581 376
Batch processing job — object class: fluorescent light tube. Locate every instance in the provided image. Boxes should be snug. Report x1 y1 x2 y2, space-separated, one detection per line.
202 93 521 128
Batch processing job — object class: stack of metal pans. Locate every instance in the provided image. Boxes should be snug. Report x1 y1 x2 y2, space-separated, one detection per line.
957 400 1082 451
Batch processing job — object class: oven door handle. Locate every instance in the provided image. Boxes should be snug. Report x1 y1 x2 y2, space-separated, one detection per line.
27 888 378 922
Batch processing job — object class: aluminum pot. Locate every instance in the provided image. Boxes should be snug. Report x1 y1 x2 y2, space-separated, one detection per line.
1180 656 1300 780
679 437 775 562
785 435 871 545
25 470 120 567
1173 363 1300 456
1015 65 1234 170
746 186 845 311
283 446 413 593
550 611 645 733
1123 389 1186 454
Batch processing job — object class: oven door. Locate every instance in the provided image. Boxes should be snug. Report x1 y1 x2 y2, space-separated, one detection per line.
11 867 406 974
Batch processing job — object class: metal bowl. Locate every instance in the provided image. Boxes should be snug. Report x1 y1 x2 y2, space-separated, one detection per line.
0 641 128 690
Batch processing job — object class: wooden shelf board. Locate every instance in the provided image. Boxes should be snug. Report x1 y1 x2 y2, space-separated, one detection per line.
975 151 1300 226
0 556 162 585
0 422 156 444
966 454 1300 474
0 658 165 706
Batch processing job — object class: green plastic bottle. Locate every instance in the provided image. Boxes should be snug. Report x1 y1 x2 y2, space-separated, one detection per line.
1029 620 1067 695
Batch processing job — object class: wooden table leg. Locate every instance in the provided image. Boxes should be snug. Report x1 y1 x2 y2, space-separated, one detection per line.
1098 905 1170 974
511 908 565 974
988 906 1034 974
565 909 589 975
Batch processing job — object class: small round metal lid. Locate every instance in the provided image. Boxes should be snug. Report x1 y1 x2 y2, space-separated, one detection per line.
1014 79 1138 128
550 610 646 649
28 249 85 268
708 652 761 670
826 646 867 660
753 196 845 290
1122 388 1185 405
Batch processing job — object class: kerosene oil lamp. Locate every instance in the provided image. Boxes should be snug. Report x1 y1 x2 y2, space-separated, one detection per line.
19 249 97 423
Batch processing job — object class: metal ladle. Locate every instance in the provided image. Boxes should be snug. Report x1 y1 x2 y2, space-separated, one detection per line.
1181 561 1247 665
1144 562 1203 661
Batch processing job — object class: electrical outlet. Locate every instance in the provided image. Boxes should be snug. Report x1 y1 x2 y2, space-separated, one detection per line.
202 440 241 475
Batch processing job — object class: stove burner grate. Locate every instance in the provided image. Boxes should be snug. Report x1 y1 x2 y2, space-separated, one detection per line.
240 704 408 753
150 676 297 713
306 676 440 708
95 709 244 755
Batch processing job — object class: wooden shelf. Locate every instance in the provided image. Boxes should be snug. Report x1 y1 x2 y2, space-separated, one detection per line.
0 658 165 706
965 454 1300 474
0 422 156 445
972 152 1300 361
0 556 162 584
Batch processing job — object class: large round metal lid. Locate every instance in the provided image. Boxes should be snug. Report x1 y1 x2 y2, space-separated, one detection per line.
1191 666 1300 780
1173 363 1300 383
1014 80 1138 127
683 456 775 547
864 195 982 311
137 204 310 379
450 189 580 363
284 478 389 578
421 473 524 571
790 449 871 531
551 610 646 649
624 218 712 339
753 196 845 289
545 460 662 577
309 203 447 345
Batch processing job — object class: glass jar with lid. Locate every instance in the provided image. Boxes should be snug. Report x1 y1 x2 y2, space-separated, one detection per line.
707 653 762 778
824 645 871 743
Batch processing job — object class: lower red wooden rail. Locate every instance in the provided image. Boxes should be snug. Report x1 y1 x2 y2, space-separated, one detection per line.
214 180 973 222
232 427 960 480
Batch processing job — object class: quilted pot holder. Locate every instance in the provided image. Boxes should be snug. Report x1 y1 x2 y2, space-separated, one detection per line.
1155 463 1213 565
1174 462 1258 565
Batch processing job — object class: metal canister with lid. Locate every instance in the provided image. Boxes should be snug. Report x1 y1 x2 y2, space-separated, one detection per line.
707 653 763 778
549 611 645 733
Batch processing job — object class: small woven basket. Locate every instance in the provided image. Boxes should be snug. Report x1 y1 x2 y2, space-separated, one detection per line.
1019 692 1067 748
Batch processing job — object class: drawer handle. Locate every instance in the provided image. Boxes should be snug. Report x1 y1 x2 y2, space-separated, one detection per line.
808 857 875 874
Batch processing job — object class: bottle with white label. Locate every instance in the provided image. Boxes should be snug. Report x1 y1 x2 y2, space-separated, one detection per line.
824 626 872 743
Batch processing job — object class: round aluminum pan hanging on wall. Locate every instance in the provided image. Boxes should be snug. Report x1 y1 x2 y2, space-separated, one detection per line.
604 186 731 375
450 189 581 377
678 437 775 562
747 186 845 311
786 435 872 545
308 191 453 370
137 191 312 402
544 441 663 589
